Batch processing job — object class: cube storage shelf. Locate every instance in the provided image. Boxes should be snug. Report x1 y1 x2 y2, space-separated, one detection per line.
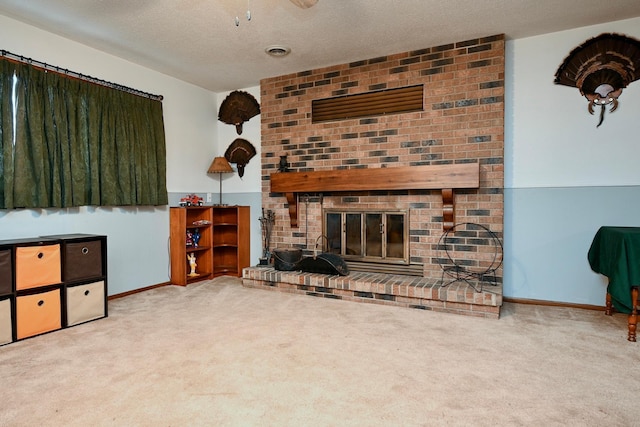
170 206 250 285
0 234 108 346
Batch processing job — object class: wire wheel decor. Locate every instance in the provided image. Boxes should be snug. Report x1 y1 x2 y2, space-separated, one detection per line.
437 222 503 292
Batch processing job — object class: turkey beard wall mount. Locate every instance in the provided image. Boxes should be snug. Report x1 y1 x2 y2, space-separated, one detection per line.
224 138 256 178
554 33 640 127
218 90 260 134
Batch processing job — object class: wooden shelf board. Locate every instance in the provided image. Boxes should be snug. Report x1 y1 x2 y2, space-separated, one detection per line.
270 163 480 230
186 246 211 252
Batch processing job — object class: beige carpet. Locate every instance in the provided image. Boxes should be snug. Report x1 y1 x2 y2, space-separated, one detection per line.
1 276 639 427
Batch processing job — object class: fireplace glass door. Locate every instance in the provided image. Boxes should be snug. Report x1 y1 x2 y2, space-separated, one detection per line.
324 210 408 264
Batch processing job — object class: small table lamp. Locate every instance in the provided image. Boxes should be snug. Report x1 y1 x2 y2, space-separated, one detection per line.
207 156 234 205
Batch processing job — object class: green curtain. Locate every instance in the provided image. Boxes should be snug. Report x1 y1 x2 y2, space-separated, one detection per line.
0 60 14 208
0 58 168 209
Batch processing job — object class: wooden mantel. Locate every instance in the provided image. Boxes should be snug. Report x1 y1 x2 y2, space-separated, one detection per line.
270 163 480 230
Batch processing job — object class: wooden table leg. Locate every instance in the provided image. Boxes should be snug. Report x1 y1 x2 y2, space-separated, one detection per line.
628 287 638 342
605 292 613 316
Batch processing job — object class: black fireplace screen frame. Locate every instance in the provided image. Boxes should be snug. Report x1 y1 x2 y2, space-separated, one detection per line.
323 208 410 265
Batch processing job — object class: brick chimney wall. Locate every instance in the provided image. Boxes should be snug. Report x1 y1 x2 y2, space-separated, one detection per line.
259 34 504 281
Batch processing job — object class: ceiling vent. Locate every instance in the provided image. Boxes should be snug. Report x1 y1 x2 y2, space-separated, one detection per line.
265 46 291 57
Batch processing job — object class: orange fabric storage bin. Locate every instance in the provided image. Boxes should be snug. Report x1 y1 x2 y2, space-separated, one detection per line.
66 281 105 326
16 288 62 339
15 244 62 291
0 297 12 345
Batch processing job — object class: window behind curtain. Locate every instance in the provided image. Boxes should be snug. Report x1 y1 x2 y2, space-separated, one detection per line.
0 58 168 209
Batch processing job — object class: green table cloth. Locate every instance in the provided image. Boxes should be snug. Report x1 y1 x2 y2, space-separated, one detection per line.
588 226 640 314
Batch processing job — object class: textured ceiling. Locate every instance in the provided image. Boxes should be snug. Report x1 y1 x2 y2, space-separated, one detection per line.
0 0 640 92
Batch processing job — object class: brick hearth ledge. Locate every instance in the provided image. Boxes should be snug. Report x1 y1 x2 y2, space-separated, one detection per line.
242 267 502 318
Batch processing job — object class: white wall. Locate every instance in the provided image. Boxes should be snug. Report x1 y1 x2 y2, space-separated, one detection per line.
507 17 640 189
505 16 640 306
0 14 219 294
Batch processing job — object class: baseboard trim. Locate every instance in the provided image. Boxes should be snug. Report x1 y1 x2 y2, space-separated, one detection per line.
108 282 171 300
504 296 604 311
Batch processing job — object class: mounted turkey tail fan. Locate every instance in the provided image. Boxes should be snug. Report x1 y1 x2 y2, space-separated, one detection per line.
554 33 640 127
218 90 260 134
224 138 256 178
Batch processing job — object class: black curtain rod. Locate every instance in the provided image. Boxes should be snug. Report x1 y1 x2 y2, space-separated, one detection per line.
1 49 163 101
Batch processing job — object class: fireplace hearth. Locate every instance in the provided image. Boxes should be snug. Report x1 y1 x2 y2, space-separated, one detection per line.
242 267 502 318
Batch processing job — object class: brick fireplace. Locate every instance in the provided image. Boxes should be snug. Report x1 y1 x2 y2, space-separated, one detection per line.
243 34 504 317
